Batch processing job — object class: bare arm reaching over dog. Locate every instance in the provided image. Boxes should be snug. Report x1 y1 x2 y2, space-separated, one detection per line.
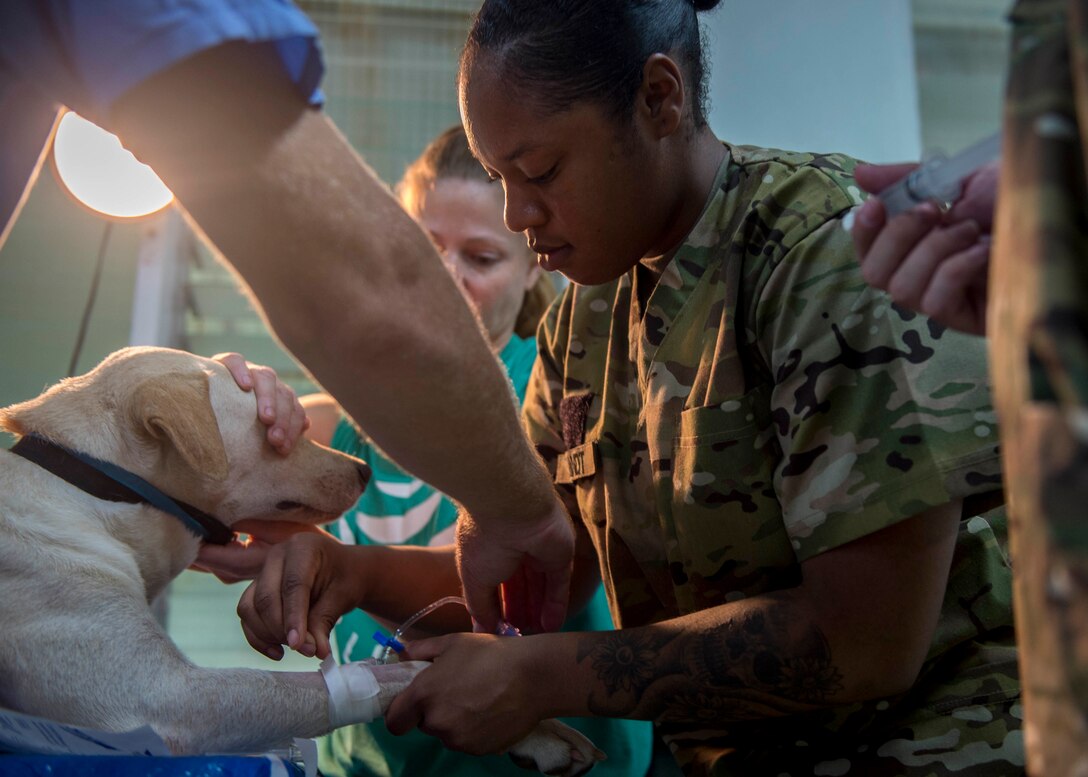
108 42 574 633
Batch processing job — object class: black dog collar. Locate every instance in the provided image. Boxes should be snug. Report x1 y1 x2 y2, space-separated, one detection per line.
10 433 233 545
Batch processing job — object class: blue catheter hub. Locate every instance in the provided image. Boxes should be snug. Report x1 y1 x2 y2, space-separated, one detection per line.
372 631 405 654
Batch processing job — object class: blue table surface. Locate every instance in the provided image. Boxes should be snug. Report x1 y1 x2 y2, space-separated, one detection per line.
0 754 305 776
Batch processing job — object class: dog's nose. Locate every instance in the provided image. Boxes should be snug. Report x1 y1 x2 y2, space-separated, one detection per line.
356 462 371 490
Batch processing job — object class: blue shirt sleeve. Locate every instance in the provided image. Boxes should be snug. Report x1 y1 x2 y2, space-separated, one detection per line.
0 0 325 247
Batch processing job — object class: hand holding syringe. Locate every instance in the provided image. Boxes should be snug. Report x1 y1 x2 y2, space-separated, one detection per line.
850 132 1001 337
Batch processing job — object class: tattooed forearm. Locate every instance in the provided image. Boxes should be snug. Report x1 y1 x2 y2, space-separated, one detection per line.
576 600 844 724
696 610 844 704
583 630 670 697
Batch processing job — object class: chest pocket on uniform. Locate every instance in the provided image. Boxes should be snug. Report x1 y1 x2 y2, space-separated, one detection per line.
669 383 796 606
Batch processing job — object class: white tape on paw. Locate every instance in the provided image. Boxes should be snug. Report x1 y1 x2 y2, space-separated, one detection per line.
320 656 381 728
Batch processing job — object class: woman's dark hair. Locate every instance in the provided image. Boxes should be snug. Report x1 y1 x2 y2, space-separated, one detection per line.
459 0 722 127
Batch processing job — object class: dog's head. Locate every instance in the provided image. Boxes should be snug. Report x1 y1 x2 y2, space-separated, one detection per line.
0 346 369 527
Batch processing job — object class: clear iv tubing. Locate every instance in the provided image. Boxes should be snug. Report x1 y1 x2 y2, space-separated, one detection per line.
377 594 522 663
379 595 469 664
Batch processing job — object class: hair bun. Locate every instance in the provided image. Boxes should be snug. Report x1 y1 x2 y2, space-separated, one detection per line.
691 0 722 10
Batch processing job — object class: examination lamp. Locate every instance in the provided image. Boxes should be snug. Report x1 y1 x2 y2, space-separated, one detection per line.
50 110 180 378
52 111 174 220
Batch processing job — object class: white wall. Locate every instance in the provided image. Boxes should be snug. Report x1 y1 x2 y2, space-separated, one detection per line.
702 0 921 164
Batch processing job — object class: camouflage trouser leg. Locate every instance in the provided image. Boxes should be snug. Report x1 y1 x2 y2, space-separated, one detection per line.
694 705 1025 777
990 0 1088 774
679 633 1023 777
852 637 1023 777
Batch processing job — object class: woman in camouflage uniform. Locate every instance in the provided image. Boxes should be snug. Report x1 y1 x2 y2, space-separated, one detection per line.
381 1 1024 775
237 1 1024 774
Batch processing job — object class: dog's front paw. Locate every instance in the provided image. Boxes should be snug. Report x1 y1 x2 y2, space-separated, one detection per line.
507 718 606 776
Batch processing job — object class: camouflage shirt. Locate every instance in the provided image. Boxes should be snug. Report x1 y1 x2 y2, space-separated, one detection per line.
524 144 1019 774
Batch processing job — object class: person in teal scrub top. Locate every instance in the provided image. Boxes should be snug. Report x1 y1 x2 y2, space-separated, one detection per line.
298 125 654 777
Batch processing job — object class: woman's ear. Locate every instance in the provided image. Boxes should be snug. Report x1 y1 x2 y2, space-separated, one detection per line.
637 53 685 139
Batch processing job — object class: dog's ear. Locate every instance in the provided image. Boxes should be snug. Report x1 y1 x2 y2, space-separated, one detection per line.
129 372 230 481
0 404 26 436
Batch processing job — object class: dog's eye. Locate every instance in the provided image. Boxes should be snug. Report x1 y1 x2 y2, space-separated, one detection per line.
276 500 304 510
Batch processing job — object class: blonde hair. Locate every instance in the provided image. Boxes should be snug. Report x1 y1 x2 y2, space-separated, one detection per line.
396 124 557 340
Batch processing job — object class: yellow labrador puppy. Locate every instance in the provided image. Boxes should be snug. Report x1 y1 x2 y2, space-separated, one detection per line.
0 347 601 775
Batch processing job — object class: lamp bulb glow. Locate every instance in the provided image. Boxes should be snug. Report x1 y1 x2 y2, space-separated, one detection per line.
53 111 174 219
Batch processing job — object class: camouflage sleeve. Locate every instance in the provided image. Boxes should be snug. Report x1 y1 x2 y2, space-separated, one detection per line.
522 291 581 521
754 195 1002 562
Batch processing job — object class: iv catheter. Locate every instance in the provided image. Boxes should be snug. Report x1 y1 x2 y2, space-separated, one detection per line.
374 595 521 664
